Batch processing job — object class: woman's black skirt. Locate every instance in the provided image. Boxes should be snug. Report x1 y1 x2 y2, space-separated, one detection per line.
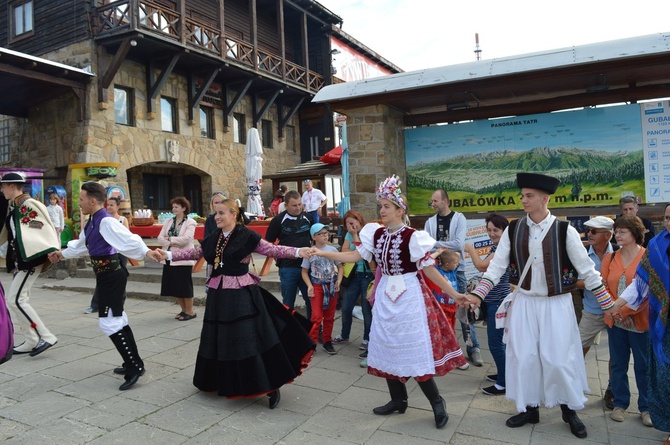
160 264 194 298
193 284 315 397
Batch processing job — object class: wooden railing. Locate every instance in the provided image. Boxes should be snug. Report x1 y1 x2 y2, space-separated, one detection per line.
93 0 325 92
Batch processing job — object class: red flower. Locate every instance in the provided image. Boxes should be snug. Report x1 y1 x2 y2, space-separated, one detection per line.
29 211 37 218
20 206 27 213
21 217 29 224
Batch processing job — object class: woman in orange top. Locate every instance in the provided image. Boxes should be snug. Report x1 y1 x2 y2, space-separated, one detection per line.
601 215 652 427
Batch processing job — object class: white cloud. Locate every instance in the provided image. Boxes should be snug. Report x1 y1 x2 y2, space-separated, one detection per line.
318 0 668 71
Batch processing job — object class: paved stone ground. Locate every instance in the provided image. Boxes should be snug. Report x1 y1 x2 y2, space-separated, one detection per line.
0 261 666 444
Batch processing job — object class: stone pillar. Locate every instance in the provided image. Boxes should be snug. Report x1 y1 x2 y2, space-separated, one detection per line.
346 105 405 222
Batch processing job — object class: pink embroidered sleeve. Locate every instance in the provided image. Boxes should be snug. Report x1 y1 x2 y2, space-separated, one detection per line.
255 239 298 258
171 246 204 262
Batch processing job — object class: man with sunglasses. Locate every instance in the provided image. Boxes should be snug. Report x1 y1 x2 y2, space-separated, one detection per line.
578 216 618 410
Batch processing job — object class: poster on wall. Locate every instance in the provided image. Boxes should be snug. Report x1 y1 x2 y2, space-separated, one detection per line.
640 100 670 203
405 104 644 215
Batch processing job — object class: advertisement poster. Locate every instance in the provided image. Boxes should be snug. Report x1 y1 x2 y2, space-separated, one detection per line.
405 104 644 215
640 100 670 203
464 219 489 281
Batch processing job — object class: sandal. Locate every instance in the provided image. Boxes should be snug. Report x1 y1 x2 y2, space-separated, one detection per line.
178 313 197 321
175 311 186 319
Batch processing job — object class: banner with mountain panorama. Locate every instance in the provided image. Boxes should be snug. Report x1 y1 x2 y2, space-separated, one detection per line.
406 104 644 215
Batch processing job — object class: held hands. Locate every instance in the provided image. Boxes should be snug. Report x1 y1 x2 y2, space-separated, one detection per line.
145 249 165 262
604 298 627 321
298 247 313 258
48 251 64 263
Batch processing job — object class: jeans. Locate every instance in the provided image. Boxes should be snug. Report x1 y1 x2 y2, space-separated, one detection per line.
278 267 311 320
340 271 374 341
485 300 506 387
309 210 320 224
457 270 479 354
607 325 649 412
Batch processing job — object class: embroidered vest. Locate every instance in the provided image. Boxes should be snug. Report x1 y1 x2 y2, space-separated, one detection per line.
508 217 578 296
84 209 117 257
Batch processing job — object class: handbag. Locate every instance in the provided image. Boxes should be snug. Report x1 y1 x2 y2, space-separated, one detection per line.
340 262 356 288
0 282 13 365
366 266 382 306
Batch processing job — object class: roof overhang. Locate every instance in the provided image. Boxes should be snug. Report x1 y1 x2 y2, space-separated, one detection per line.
0 47 95 118
313 32 670 126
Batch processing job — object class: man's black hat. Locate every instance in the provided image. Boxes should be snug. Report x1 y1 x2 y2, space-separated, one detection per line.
0 172 26 183
516 172 560 194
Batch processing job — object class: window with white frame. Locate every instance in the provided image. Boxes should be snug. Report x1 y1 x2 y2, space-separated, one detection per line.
161 97 177 133
114 86 134 126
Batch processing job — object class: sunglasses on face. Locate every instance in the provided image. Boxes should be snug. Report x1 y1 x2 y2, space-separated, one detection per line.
587 229 610 235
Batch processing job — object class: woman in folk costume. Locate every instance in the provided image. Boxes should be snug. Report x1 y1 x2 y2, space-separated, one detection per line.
613 202 670 445
156 198 315 409
311 175 467 429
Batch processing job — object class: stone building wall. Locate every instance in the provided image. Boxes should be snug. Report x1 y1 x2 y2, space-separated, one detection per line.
345 105 406 222
9 40 303 215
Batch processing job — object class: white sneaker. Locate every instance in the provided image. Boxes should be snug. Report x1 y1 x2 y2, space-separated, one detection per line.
469 348 483 367
458 362 470 370
359 340 369 350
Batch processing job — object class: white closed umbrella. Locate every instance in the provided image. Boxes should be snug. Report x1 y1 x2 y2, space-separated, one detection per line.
245 127 265 216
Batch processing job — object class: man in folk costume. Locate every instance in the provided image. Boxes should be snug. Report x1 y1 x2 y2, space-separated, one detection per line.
0 172 60 356
49 182 161 390
468 173 615 439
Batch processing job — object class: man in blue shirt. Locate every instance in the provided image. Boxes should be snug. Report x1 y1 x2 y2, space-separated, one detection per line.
578 215 616 409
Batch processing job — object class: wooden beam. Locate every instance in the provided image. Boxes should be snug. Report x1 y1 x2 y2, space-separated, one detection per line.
278 97 304 137
302 12 309 89
222 79 253 127
179 0 186 45
277 0 286 82
146 53 181 115
250 0 258 72
98 38 134 103
253 89 281 127
0 62 85 90
188 67 221 121
219 0 225 59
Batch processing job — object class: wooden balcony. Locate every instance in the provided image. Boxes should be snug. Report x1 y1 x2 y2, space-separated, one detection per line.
92 0 324 93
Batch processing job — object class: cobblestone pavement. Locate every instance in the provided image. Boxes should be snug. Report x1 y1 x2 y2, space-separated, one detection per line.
0 267 666 444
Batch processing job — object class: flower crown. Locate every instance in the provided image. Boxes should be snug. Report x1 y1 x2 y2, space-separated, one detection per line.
376 175 406 210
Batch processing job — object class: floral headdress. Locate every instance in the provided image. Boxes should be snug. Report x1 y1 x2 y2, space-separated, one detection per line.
376 175 406 210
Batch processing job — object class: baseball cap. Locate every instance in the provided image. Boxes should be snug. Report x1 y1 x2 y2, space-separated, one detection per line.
310 223 327 237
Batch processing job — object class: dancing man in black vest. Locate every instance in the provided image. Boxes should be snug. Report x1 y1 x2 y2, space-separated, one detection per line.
468 173 617 439
49 182 161 390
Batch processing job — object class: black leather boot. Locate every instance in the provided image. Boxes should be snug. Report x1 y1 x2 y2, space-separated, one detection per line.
268 389 281 409
113 325 138 375
110 327 145 391
373 379 408 415
417 378 448 429
560 404 587 438
506 406 540 428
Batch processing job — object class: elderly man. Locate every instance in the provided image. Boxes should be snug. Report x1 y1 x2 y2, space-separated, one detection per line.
579 216 616 357
301 179 327 224
619 196 654 247
468 173 617 439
